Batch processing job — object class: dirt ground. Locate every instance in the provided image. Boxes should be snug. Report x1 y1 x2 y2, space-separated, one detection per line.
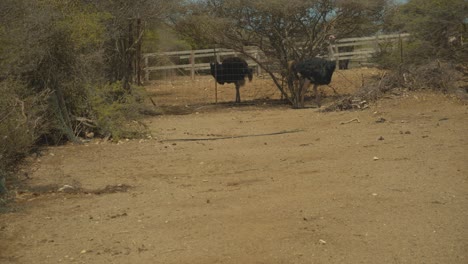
1 68 467 264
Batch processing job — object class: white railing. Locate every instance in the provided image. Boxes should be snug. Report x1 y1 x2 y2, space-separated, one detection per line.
328 33 411 62
143 47 261 81
143 33 411 80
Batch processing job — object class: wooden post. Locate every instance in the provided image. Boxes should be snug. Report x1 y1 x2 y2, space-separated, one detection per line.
399 33 403 63
136 18 142 85
215 49 220 64
190 49 195 80
124 19 134 91
255 51 261 75
144 56 149 81
375 35 380 53
213 47 218 104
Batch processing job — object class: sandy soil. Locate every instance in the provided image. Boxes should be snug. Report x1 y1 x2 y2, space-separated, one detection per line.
1 69 467 264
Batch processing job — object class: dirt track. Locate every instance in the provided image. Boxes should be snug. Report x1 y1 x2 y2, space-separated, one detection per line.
1 69 467 263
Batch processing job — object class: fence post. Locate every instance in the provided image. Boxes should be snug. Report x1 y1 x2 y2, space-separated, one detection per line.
190 49 195 80
374 35 380 53
399 33 403 63
144 56 149 82
215 48 220 63
255 51 261 75
213 47 218 104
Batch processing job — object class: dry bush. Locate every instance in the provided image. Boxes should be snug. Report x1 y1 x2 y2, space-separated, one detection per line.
87 82 151 141
400 61 465 92
323 61 467 112
0 79 50 196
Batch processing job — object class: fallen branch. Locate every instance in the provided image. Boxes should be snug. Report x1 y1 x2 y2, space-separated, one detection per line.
75 116 97 128
161 129 304 142
340 118 360 125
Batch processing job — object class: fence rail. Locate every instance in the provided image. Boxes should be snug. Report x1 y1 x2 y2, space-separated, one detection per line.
143 33 410 81
329 33 411 64
143 47 261 81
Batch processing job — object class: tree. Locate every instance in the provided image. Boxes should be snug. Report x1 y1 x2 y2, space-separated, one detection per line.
88 0 181 87
174 0 388 108
386 0 467 63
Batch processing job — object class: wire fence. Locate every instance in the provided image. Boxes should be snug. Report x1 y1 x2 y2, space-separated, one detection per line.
143 34 410 106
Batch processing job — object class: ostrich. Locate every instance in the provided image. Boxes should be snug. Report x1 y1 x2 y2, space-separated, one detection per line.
289 57 336 107
210 57 253 103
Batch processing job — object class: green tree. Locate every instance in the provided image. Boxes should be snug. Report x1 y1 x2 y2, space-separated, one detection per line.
387 0 467 63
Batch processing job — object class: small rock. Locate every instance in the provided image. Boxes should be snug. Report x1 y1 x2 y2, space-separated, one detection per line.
404 131 411 134
378 136 384 141
375 117 386 123
373 157 379 161
85 132 94 139
58 185 75 192
319 239 327 245
80 250 87 254
372 193 378 196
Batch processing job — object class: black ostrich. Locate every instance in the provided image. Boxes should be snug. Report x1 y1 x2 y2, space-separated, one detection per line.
210 57 253 103
289 57 336 107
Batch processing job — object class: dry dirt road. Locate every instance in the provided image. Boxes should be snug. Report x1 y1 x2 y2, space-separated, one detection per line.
1 72 467 263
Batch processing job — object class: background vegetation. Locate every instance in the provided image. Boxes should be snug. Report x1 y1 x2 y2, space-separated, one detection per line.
0 0 179 198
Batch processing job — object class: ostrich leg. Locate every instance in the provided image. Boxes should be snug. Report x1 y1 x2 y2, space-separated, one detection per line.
313 84 321 108
300 79 310 107
235 83 241 103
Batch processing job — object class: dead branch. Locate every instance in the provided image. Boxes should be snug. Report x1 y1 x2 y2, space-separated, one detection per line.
75 117 97 128
161 129 303 142
340 118 360 125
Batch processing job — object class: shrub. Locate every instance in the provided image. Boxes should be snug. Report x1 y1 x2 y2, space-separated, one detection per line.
87 82 150 141
0 79 49 195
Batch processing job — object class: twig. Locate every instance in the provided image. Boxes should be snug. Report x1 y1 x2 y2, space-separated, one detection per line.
327 84 339 95
340 118 360 125
75 117 97 128
161 129 303 142
149 96 157 107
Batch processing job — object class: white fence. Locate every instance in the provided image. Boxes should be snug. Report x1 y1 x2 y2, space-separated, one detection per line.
143 47 262 81
143 33 410 81
328 33 411 64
